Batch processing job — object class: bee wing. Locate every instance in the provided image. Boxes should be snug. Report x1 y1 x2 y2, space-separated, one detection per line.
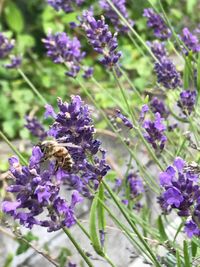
56 142 81 149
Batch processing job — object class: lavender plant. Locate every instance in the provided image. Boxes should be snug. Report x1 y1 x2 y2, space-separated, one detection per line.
1 1 200 267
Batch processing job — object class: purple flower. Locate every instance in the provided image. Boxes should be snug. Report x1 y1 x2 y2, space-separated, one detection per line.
81 12 121 69
68 263 77 267
163 187 183 207
143 8 171 40
139 104 149 122
150 97 169 119
181 28 200 53
147 41 167 60
127 173 144 197
99 0 134 33
159 157 200 238
43 32 86 77
5 55 21 69
142 112 167 151
82 67 94 79
25 116 47 141
184 220 200 238
115 109 133 129
0 33 15 59
177 90 197 116
47 0 84 13
154 58 182 89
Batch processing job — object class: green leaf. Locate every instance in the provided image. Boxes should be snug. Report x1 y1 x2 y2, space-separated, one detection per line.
89 193 104 256
183 240 191 267
183 59 191 89
16 232 38 255
157 216 168 242
97 183 105 231
4 1 24 33
3 254 13 267
57 247 72 267
191 241 197 257
187 0 197 13
176 250 182 267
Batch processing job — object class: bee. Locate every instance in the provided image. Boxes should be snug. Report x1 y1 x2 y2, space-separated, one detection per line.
39 140 74 172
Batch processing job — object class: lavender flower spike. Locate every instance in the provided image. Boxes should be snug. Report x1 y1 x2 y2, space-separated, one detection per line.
81 12 122 69
0 32 15 59
99 0 134 33
142 112 167 151
177 90 197 116
181 27 200 53
25 116 47 141
154 58 182 89
115 109 133 129
143 8 171 40
47 0 85 13
43 32 85 77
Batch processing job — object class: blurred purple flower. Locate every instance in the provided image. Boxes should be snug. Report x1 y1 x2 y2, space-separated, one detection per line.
5 55 21 69
47 0 84 13
181 27 200 53
25 116 47 141
150 97 169 119
99 0 134 33
177 90 197 116
142 112 167 151
115 109 133 129
0 33 15 59
43 32 85 77
147 41 167 60
154 58 182 89
143 8 171 40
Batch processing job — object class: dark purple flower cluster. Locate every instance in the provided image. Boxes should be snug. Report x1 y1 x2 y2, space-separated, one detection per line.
81 12 121 69
154 58 182 89
2 149 83 231
45 96 110 197
142 109 167 151
143 8 171 40
177 90 197 116
115 109 133 129
147 41 167 60
181 28 200 53
158 157 200 238
0 32 21 68
150 97 169 119
47 0 84 13
127 173 144 199
99 0 134 33
25 116 47 141
43 32 85 77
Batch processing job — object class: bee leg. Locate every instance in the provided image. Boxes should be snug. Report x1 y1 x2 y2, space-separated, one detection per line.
54 160 59 172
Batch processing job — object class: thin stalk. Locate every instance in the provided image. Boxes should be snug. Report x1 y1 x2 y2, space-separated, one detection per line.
62 227 94 267
102 180 162 267
0 131 28 165
18 69 47 105
78 78 160 192
113 69 164 171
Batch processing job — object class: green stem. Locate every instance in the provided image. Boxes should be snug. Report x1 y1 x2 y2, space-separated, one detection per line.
62 227 94 267
18 69 47 105
102 180 162 267
105 0 157 61
0 131 28 165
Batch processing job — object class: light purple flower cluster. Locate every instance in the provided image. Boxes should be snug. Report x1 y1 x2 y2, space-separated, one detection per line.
99 0 134 33
43 32 85 77
143 8 171 40
115 109 133 129
0 32 21 68
25 116 47 141
141 107 167 151
127 173 144 199
81 12 122 69
181 28 200 53
177 90 197 116
154 57 182 89
2 149 83 231
147 41 167 60
158 157 200 238
45 96 110 197
47 0 84 13
150 97 169 119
